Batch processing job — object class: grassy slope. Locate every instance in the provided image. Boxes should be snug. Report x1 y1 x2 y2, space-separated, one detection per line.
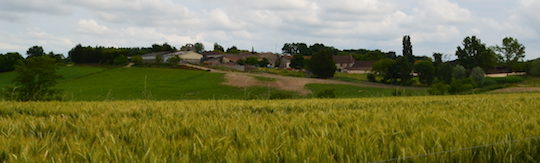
0 66 296 100
0 93 539 162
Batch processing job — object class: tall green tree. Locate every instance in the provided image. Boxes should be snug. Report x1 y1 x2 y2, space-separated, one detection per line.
414 61 435 85
213 43 224 52
495 37 526 64
0 52 24 72
433 53 443 67
402 35 414 63
9 56 62 101
308 49 336 79
455 36 497 71
194 42 205 53
26 46 45 58
290 54 305 69
393 56 414 85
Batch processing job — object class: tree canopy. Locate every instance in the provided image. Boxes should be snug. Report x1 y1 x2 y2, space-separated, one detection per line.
455 36 497 71
308 48 336 79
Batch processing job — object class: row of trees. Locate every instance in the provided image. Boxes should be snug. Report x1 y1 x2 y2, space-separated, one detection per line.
370 35 530 94
0 46 66 72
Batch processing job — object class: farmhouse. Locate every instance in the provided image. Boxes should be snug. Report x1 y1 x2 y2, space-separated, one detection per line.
140 51 203 64
346 61 373 74
332 55 355 72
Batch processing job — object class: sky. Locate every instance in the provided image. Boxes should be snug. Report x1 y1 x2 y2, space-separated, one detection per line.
0 0 539 60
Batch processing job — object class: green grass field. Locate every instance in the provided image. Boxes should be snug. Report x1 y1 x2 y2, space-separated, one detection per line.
0 93 539 162
1 66 430 100
0 66 296 100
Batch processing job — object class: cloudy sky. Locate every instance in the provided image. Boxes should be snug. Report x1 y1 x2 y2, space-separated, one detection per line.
1 0 539 59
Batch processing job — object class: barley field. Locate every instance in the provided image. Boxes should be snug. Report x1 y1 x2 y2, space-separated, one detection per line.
0 93 539 162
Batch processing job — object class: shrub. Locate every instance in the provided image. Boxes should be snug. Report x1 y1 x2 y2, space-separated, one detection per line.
166 56 181 66
469 67 485 87
316 89 336 98
131 56 144 65
367 73 376 82
450 78 474 94
529 59 540 77
452 65 467 79
113 55 128 66
6 56 62 101
428 83 451 95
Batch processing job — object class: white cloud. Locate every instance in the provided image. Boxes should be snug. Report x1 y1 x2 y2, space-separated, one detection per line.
0 0 539 59
76 19 110 35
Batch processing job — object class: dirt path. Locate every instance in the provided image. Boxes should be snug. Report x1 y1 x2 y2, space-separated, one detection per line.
216 70 423 95
490 87 540 93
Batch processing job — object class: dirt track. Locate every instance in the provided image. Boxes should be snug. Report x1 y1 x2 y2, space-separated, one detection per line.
218 70 423 95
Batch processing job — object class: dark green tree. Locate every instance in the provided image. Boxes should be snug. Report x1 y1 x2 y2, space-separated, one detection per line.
290 54 305 69
26 46 45 58
155 55 164 64
258 58 270 67
131 56 144 65
372 58 395 83
436 63 453 84
455 36 497 71
8 56 62 101
213 43 224 52
403 35 414 63
308 48 336 79
0 52 24 72
433 53 443 67
226 46 240 54
394 56 414 85
529 59 540 77
113 55 128 65
495 37 526 64
414 61 435 85
194 42 205 53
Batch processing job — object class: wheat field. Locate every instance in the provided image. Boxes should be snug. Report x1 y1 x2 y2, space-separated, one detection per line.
0 93 539 162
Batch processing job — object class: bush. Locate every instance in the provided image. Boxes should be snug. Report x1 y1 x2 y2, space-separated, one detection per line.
131 56 144 65
316 89 336 98
414 61 435 85
529 59 540 77
166 56 181 66
113 55 128 65
5 56 62 101
367 73 376 82
469 67 485 87
428 82 451 95
452 65 467 79
450 78 474 94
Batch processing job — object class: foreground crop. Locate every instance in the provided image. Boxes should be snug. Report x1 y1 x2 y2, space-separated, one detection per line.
0 93 539 162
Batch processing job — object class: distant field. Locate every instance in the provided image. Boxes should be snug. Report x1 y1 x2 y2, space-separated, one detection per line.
0 93 539 162
1 66 429 100
0 66 296 100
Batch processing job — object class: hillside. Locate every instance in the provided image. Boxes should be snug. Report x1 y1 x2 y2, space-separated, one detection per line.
0 66 426 100
0 93 538 162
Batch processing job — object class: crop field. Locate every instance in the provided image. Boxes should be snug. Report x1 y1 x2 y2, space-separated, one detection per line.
0 93 539 162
